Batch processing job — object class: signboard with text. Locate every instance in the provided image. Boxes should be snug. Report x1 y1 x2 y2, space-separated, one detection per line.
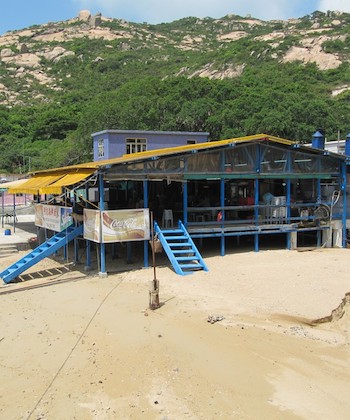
102 209 150 243
35 204 73 232
83 208 150 243
83 209 101 243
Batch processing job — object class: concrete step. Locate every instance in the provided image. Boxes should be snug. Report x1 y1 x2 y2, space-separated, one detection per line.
0 244 18 257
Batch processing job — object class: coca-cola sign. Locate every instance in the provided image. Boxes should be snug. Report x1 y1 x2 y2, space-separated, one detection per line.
83 208 150 243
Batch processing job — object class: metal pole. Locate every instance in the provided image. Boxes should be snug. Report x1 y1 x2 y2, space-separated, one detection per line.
1 191 4 228
12 192 16 233
143 180 149 268
254 178 259 252
316 178 322 247
183 181 188 225
341 161 347 248
84 182 91 271
149 211 159 310
286 178 291 250
220 178 225 256
98 172 107 276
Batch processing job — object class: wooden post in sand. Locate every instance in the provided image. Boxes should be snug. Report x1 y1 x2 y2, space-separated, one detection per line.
149 212 160 310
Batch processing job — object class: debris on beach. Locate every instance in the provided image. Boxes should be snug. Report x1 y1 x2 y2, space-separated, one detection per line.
207 314 225 324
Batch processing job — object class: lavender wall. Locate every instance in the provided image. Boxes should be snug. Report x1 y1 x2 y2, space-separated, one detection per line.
92 130 209 161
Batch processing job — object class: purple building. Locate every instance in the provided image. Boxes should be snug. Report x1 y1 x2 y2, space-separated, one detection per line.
92 130 210 161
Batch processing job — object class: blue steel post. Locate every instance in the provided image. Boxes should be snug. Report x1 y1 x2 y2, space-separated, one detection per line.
312 132 325 248
183 181 188 225
220 178 225 256
254 178 259 252
36 195 41 245
1 191 4 228
84 183 91 271
12 193 16 233
341 161 347 248
143 180 149 268
254 145 261 252
286 178 291 249
98 172 107 276
316 178 322 247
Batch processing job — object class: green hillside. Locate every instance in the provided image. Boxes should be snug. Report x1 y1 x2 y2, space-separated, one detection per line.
0 10 349 173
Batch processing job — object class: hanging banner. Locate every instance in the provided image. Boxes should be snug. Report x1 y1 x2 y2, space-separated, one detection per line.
35 204 73 232
101 209 150 243
83 209 101 243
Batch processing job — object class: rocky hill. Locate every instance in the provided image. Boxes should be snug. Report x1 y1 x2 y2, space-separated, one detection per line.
1 9 349 107
0 9 349 172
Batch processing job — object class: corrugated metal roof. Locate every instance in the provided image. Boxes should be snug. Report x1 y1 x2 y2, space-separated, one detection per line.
29 133 345 177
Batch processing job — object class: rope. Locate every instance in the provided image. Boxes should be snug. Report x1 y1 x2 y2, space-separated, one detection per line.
26 277 124 419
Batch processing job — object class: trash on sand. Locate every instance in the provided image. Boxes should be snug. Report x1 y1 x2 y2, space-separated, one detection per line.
207 314 225 324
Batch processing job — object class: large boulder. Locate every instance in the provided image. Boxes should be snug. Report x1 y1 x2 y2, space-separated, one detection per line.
78 10 91 22
41 47 75 63
0 48 15 58
1 53 41 68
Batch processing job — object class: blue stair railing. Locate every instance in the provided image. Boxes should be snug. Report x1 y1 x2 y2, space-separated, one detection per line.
154 220 208 276
0 224 83 284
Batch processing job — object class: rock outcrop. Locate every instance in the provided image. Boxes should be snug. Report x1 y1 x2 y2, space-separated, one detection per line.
78 10 91 22
0 10 349 106
283 35 345 70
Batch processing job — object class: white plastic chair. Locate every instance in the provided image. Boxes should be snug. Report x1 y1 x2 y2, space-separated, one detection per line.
162 209 173 228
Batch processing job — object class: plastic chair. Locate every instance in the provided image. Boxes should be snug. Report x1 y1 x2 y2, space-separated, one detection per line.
162 209 173 228
196 214 205 222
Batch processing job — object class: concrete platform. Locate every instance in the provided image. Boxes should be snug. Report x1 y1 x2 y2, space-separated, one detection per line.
0 214 37 250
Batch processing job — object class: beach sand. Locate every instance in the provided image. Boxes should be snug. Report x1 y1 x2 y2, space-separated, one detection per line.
0 245 350 419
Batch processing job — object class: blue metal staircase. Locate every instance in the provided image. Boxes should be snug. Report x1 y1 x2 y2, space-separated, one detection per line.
154 220 208 276
0 224 83 284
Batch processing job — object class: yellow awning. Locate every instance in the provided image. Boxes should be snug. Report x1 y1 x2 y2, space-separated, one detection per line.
8 173 65 194
40 170 96 195
0 178 29 192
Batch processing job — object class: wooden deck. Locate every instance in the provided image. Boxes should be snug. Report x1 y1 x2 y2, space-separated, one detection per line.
186 220 329 238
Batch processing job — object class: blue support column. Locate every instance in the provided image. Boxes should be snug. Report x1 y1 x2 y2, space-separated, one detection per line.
36 195 41 245
220 178 225 256
143 180 149 268
286 178 291 249
183 181 188 225
12 193 16 233
1 191 4 228
254 178 259 252
254 145 261 252
84 183 91 271
341 162 347 248
316 178 322 247
98 172 107 276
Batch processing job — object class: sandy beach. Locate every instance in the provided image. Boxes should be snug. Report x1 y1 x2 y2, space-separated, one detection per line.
1 235 350 419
